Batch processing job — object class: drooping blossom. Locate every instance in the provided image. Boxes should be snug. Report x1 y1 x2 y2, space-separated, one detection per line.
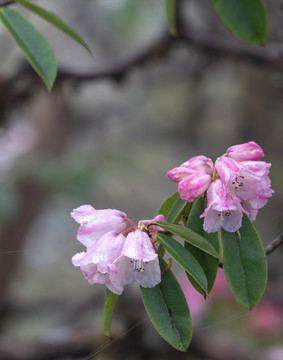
215 156 273 222
71 205 127 248
72 231 126 294
110 229 161 289
200 179 245 233
71 207 161 294
166 155 213 202
167 141 273 232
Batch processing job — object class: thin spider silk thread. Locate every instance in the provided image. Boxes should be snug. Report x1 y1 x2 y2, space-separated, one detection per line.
0 242 252 358
80 309 250 359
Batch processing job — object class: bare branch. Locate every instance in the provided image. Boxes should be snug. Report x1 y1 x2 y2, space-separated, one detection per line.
178 30 283 71
265 233 283 256
0 0 14 7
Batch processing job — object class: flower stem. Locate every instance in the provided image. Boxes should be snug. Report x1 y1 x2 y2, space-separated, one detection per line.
125 217 137 228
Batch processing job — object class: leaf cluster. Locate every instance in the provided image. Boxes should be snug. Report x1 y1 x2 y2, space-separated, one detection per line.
104 192 267 351
0 0 270 91
0 0 90 91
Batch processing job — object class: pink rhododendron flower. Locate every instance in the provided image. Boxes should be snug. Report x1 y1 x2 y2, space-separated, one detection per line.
166 155 213 183
71 205 127 248
201 179 245 233
226 141 264 162
181 155 214 175
71 206 161 294
166 156 214 202
247 301 283 336
215 156 273 221
110 229 161 289
72 231 125 294
167 141 273 232
178 171 212 202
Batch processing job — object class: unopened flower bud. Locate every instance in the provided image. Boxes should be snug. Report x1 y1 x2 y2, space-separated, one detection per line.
226 141 264 162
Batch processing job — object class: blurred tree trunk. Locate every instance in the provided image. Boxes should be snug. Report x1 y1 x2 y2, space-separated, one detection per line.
0 87 72 311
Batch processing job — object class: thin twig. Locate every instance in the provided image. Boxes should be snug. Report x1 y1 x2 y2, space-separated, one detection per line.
265 233 283 256
0 0 14 7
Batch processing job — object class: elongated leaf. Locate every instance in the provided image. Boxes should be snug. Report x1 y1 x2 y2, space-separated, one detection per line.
157 191 179 218
14 0 91 52
157 233 208 294
185 197 219 295
158 191 191 224
0 7 56 91
221 214 267 309
103 289 119 337
210 0 268 45
167 196 187 224
156 221 221 259
140 256 192 351
165 0 177 36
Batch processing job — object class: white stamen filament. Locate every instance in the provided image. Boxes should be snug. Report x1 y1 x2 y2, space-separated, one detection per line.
133 259 145 272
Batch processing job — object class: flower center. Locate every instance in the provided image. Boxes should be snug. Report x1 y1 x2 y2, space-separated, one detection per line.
132 259 145 272
217 211 232 221
232 175 245 190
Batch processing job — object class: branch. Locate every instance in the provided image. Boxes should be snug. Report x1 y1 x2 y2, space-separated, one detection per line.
265 232 283 256
0 0 14 7
178 30 283 70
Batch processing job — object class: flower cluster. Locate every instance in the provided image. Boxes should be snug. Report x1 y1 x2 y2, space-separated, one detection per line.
167 141 273 233
71 205 163 294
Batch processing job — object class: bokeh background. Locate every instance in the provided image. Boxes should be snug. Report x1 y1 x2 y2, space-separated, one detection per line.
0 0 282 359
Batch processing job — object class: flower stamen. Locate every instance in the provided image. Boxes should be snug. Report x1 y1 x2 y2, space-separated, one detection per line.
133 259 145 272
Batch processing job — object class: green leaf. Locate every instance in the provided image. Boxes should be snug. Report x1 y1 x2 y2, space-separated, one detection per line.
210 0 268 45
158 192 187 224
157 191 179 218
0 7 57 91
140 256 192 351
103 289 119 337
14 0 91 52
158 191 189 224
156 221 221 260
157 233 208 294
221 214 267 309
165 0 177 36
185 197 219 295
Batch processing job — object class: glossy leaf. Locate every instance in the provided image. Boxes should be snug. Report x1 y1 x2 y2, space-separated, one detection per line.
0 7 57 91
103 289 119 337
157 191 179 218
156 221 221 259
221 214 267 309
167 196 187 224
185 197 219 295
157 233 208 294
14 0 91 52
140 256 192 351
158 191 192 224
210 0 268 45
165 0 177 36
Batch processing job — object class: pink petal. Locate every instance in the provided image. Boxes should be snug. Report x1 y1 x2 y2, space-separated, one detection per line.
226 141 264 161
178 171 211 202
121 230 157 262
